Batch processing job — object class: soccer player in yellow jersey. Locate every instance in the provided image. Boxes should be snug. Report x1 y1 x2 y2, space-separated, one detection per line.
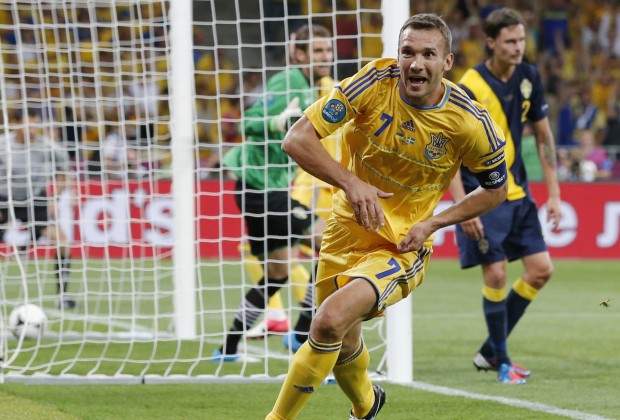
450 8 561 385
266 14 508 420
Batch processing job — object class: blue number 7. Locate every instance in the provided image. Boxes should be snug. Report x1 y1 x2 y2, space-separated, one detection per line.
374 113 393 136
376 257 401 279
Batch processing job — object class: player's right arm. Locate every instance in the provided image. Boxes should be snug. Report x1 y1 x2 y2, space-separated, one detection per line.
282 116 392 232
283 59 397 232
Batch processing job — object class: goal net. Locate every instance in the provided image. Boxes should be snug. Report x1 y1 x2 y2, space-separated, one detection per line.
0 0 412 384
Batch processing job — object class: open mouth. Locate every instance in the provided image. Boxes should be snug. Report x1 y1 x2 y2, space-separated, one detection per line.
409 76 427 86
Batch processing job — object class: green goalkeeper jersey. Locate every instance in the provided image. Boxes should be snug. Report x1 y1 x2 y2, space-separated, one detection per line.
223 67 316 190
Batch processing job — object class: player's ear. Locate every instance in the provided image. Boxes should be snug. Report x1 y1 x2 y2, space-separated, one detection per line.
293 47 307 65
486 37 495 52
443 52 454 72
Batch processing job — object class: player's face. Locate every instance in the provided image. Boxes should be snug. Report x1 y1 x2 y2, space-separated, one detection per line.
298 37 334 82
311 37 333 80
488 24 526 66
397 27 453 106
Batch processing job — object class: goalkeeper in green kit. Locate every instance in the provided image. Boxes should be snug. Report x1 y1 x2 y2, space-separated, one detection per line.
213 23 334 361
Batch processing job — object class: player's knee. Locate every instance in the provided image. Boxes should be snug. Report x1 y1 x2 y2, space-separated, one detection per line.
266 262 289 279
534 263 554 287
310 307 345 342
484 271 507 289
482 262 507 287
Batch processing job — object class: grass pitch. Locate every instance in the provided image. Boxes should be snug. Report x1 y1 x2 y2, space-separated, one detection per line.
1 259 618 419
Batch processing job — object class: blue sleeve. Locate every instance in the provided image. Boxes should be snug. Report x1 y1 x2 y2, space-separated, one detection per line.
527 66 548 123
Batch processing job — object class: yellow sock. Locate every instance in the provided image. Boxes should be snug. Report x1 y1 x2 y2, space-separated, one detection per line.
267 337 342 419
290 263 311 303
482 285 505 302
243 254 264 284
332 339 373 418
512 277 539 301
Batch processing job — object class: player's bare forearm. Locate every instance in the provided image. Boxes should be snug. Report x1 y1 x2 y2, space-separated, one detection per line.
448 169 486 240
533 117 562 228
282 116 354 190
397 184 507 253
533 118 560 199
429 184 506 230
448 169 466 202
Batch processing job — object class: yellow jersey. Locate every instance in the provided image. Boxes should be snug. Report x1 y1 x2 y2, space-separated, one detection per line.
304 58 506 246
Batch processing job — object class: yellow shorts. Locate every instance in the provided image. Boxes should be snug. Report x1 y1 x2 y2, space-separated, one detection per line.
316 216 432 319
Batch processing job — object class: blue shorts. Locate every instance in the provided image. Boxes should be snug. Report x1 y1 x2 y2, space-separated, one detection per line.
455 197 547 269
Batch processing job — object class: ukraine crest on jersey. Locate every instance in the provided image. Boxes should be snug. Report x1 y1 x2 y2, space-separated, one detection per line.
304 58 506 247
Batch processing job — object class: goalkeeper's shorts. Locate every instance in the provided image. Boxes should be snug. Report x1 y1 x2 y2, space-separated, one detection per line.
235 180 314 258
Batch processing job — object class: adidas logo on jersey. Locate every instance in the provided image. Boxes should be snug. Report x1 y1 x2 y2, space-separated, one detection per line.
400 119 415 132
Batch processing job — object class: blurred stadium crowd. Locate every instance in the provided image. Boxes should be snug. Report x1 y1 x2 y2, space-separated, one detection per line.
1 0 619 181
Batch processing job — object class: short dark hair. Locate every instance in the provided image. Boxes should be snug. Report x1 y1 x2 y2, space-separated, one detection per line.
483 8 525 57
294 24 332 53
399 13 452 56
483 8 525 40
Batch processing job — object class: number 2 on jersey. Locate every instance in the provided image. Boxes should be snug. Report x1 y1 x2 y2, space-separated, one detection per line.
521 100 530 123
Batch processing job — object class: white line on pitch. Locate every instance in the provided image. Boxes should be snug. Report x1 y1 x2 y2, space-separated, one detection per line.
413 313 620 319
405 381 616 420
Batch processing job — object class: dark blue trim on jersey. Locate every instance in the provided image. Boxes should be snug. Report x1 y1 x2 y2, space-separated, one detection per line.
377 247 431 311
457 84 477 101
343 65 400 102
398 83 451 109
450 88 500 139
343 65 399 96
449 90 504 152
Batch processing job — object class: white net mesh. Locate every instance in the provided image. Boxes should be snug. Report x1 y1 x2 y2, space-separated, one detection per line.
0 0 393 383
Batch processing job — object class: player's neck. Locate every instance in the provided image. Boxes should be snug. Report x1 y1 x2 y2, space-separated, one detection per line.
300 67 314 86
485 58 515 83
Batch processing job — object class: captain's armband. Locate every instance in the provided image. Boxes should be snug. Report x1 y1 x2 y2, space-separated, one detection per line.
474 161 507 189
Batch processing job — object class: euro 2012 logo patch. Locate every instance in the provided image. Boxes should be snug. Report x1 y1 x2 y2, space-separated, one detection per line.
322 99 346 123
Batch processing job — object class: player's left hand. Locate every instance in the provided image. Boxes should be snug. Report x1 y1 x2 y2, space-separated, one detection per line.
397 220 434 253
546 196 561 231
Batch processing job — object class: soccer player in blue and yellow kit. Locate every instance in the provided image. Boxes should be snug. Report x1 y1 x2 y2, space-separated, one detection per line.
266 14 508 419
450 8 562 385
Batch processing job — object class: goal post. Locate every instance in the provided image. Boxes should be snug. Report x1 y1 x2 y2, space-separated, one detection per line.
169 0 197 340
0 0 414 384
382 0 413 384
